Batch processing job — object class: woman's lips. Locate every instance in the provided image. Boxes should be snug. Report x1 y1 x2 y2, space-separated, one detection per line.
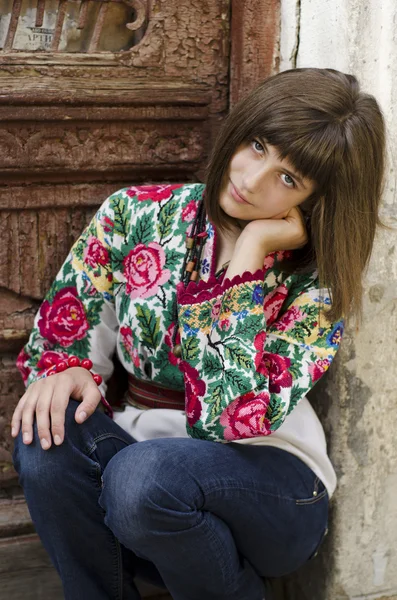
229 180 250 204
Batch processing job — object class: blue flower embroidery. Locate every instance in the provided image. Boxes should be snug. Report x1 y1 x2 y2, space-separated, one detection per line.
252 284 264 305
206 223 214 239
235 309 249 320
183 323 199 337
326 322 344 347
313 296 331 305
201 258 210 274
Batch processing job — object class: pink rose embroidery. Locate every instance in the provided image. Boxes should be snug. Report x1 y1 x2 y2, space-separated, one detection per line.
120 326 140 367
263 285 289 324
211 297 222 321
261 352 293 393
164 322 182 366
274 306 305 332
181 200 198 222
220 391 271 440
219 318 231 331
83 236 110 269
263 250 291 271
254 331 267 375
38 287 90 347
308 358 330 383
99 215 114 233
263 253 276 271
16 349 32 384
126 184 184 203
123 242 171 299
179 361 205 426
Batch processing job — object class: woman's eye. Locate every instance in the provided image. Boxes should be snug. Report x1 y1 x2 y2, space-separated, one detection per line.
252 140 265 153
281 173 296 188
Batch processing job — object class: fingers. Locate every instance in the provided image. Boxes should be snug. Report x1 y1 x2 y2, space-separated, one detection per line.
50 385 72 446
75 386 101 424
35 386 54 450
11 376 71 450
11 370 102 450
284 206 308 247
11 393 27 439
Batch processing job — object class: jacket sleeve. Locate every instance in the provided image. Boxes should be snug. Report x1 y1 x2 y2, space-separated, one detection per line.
16 195 120 398
176 268 343 442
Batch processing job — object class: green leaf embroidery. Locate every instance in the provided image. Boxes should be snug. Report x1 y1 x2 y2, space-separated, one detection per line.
287 384 305 415
224 369 251 395
112 247 126 271
203 351 223 379
203 421 226 440
136 304 161 350
196 304 212 328
62 258 74 279
204 383 228 423
289 345 305 379
112 196 132 240
265 337 290 355
152 363 184 390
186 421 218 441
183 336 200 363
118 293 130 323
268 396 286 431
64 337 91 357
157 198 179 240
234 315 263 337
165 248 184 270
130 214 155 248
224 342 253 370
204 381 224 406
85 300 103 327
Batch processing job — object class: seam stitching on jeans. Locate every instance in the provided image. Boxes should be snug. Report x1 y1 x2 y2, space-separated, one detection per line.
295 490 328 505
85 433 131 457
203 484 306 504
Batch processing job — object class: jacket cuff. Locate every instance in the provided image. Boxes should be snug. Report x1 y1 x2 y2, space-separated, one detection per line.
176 268 265 306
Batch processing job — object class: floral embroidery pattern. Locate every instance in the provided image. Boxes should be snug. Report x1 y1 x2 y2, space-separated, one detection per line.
123 242 171 300
220 391 271 440
38 287 90 347
127 184 184 203
17 183 343 444
83 236 110 269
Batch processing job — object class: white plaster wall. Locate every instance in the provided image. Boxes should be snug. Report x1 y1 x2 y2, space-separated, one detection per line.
280 2 397 599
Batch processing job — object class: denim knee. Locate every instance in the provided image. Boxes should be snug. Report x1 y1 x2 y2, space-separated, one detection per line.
99 439 202 548
13 399 81 491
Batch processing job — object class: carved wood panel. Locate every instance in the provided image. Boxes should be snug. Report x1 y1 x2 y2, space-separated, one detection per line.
0 0 279 596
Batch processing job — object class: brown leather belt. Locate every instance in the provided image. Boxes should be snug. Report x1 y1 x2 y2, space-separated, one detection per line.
126 374 185 411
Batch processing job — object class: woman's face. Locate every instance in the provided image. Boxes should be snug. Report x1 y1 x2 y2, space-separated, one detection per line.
219 140 316 224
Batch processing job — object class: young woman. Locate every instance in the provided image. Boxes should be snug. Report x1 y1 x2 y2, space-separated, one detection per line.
12 68 385 600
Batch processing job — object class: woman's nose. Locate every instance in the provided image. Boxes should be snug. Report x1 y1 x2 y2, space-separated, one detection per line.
242 163 270 192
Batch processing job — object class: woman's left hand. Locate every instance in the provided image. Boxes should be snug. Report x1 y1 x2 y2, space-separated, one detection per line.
224 207 308 280
237 206 308 255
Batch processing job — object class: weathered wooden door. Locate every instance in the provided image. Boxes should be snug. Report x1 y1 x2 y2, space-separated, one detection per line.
0 0 278 596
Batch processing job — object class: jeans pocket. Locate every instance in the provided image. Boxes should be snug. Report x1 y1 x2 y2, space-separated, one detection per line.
295 476 328 505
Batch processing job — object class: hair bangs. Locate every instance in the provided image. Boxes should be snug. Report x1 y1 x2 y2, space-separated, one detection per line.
254 116 345 191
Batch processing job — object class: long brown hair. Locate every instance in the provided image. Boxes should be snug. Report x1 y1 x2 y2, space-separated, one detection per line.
205 68 386 323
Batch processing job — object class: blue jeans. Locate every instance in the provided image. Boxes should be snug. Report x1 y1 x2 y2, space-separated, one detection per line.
13 400 329 600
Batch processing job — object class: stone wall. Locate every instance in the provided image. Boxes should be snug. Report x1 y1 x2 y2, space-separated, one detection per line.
279 1 397 598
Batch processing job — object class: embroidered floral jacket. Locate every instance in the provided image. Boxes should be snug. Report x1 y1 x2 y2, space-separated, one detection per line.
17 183 343 442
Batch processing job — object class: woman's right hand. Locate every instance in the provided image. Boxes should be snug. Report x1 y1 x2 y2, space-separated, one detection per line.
11 366 102 450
